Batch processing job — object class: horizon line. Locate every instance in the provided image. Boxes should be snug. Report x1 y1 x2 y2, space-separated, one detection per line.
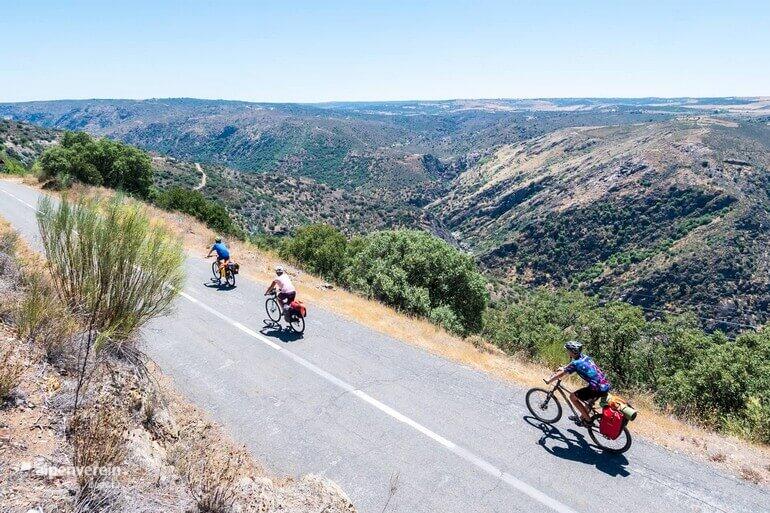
2 95 769 106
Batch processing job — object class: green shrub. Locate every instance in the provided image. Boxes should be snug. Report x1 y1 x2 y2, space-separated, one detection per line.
656 330 770 433
0 151 28 175
38 131 153 197
482 288 593 361
37 195 185 409
279 224 347 281
735 396 770 443
429 305 464 335
154 186 236 235
342 230 488 334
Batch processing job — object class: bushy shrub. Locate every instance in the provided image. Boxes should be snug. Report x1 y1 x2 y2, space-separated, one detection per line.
429 305 464 335
154 186 237 235
342 230 488 334
38 131 153 197
656 331 770 433
279 224 348 281
37 195 185 409
482 288 594 366
279 226 488 334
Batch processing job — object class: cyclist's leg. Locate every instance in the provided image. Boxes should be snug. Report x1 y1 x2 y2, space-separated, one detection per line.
219 258 229 279
277 292 289 320
569 387 594 422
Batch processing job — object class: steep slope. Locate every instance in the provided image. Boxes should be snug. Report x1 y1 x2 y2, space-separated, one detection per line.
433 117 770 331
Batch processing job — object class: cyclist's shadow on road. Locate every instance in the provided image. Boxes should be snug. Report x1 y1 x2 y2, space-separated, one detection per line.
523 415 630 478
203 280 236 291
259 320 304 343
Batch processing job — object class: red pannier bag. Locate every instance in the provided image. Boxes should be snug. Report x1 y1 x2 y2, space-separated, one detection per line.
599 406 625 440
290 300 307 318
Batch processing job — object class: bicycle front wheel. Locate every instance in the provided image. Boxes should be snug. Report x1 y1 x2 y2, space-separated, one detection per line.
211 261 220 280
525 388 563 424
587 413 632 454
265 298 281 322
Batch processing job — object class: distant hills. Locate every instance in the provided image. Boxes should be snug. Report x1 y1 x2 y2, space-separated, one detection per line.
432 118 770 331
2 97 769 332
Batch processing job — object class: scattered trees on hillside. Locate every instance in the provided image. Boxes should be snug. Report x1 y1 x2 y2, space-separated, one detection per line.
38 131 153 197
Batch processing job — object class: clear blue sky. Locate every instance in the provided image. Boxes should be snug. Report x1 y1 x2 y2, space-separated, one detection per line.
2 0 769 102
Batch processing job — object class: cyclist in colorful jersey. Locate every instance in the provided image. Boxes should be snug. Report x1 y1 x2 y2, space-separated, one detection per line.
265 265 296 319
205 237 231 283
546 340 611 426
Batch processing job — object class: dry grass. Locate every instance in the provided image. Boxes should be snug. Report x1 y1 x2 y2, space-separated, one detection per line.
0 346 23 400
0 211 80 368
69 403 128 492
15 271 79 366
178 448 246 513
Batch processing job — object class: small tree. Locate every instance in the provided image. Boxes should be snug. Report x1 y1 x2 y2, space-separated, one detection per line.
37 195 185 410
37 131 154 198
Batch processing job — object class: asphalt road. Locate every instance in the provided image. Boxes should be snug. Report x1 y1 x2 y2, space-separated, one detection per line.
1 179 767 513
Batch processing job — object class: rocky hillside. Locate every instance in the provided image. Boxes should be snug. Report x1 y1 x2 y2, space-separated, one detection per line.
432 117 770 331
0 98 677 194
153 157 438 235
0 119 58 168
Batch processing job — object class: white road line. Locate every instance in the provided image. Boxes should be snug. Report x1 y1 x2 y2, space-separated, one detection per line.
180 291 578 513
0 186 37 210
0 182 579 513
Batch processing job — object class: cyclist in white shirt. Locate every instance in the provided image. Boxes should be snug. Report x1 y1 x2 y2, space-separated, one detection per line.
265 266 296 315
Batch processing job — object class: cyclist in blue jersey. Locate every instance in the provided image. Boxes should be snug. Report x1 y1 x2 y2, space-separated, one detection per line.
546 340 611 426
206 237 231 283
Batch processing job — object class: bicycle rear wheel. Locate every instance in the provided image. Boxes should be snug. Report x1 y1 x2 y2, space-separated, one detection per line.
525 388 563 424
587 413 632 454
265 297 281 322
225 269 236 287
289 314 305 334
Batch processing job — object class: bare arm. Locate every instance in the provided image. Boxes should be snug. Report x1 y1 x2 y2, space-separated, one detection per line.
265 280 278 295
546 367 568 384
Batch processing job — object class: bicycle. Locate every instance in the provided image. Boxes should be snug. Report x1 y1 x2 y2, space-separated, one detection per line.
525 379 632 454
264 291 305 333
210 258 236 287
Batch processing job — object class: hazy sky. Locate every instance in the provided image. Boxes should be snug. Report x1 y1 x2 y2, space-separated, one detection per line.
2 0 769 102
